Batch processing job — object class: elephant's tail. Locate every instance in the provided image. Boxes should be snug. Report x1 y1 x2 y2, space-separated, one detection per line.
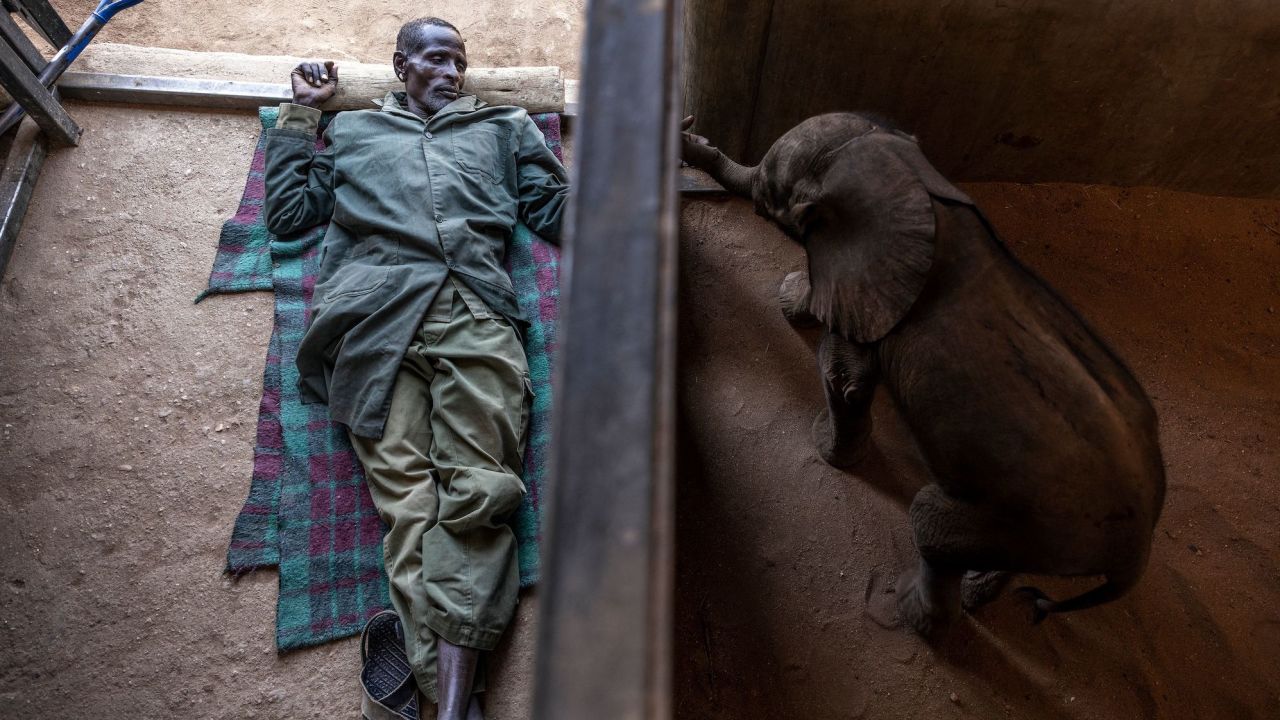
1014 567 1143 624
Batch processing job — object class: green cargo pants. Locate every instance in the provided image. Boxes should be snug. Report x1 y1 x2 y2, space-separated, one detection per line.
349 278 530 704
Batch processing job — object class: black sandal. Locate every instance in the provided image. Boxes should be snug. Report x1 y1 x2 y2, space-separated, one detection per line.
360 610 420 720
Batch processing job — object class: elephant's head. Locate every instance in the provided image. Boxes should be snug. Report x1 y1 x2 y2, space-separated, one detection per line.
685 113 972 343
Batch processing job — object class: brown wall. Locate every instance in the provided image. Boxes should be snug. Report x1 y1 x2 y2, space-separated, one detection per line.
684 0 1280 197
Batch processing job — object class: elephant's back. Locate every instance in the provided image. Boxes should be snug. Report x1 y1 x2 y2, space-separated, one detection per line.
883 207 1166 524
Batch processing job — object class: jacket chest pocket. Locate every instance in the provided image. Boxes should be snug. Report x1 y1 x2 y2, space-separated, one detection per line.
452 126 508 184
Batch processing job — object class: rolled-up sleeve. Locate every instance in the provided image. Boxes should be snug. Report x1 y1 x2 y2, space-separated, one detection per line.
263 103 336 235
514 115 570 244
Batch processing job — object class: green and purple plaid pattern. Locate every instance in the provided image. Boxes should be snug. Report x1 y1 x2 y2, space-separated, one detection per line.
201 107 562 651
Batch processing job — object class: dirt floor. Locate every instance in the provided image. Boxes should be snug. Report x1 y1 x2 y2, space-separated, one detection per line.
46 0 584 77
1 2 1278 720
675 185 1280 719
0 2 582 718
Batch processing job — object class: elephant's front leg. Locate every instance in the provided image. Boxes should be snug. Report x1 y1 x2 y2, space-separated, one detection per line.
812 331 877 468
778 270 820 328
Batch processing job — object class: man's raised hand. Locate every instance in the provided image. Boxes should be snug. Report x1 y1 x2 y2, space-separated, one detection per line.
291 60 339 109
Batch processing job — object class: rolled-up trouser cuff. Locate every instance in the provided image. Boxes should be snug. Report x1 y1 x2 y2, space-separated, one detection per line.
425 614 507 652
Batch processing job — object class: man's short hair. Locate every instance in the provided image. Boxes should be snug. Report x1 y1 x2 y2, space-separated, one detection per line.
396 17 461 55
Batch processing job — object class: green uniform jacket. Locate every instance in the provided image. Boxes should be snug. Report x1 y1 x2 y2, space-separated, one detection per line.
262 92 570 438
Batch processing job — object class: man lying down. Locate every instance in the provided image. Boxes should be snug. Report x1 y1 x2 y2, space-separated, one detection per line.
263 16 569 720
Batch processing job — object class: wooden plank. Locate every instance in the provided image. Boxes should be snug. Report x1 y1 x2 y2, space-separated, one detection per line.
72 44 566 113
681 0 774 163
0 37 78 146
0 117 48 282
532 0 680 718
10 0 69 48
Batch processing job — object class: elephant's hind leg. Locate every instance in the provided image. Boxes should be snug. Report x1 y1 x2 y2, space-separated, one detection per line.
961 570 1014 612
896 557 962 640
899 484 1015 637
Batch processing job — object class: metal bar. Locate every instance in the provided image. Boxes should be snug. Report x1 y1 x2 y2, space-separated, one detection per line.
10 0 70 48
563 78 579 117
532 0 680 718
59 72 292 109
0 10 45 72
57 71 583 116
0 117 48 283
678 168 727 195
0 37 78 145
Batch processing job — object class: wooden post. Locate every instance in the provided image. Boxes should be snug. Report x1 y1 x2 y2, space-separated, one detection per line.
532 0 680 717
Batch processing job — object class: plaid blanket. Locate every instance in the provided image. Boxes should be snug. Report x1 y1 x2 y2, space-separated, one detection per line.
201 107 562 651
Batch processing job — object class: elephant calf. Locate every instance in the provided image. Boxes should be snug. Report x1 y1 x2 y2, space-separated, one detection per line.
681 114 1166 636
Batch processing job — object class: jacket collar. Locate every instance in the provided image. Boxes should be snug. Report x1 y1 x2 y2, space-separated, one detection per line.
375 91 485 121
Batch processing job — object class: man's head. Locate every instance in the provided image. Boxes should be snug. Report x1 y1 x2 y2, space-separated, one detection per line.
393 17 467 118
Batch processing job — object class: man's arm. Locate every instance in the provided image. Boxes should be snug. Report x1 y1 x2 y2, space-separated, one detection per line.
263 62 339 235
514 115 571 245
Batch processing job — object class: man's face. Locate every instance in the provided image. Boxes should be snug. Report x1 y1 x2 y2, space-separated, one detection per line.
393 26 468 117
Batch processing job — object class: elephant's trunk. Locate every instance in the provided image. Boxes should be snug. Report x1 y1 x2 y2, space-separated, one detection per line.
709 152 756 197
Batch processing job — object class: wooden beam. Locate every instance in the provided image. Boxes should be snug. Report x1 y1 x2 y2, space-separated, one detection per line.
0 117 48 282
532 0 680 718
0 38 78 146
682 0 773 163
70 44 566 113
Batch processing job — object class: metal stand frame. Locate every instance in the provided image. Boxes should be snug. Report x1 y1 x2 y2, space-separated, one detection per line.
0 116 46 281
0 2 79 147
532 0 681 717
2 0 70 48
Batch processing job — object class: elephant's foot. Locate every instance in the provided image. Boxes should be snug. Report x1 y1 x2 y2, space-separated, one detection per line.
896 565 960 640
811 408 870 468
778 271 820 328
960 570 1013 612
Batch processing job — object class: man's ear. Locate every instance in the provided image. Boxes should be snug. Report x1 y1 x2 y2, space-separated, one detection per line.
392 50 407 81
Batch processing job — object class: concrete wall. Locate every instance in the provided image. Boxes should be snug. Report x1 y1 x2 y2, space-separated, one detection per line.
685 0 1280 197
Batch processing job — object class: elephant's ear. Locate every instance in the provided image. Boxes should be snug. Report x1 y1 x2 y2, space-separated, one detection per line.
803 135 939 343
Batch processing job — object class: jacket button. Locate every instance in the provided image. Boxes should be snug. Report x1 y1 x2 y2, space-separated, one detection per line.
434 213 444 222
425 131 434 139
